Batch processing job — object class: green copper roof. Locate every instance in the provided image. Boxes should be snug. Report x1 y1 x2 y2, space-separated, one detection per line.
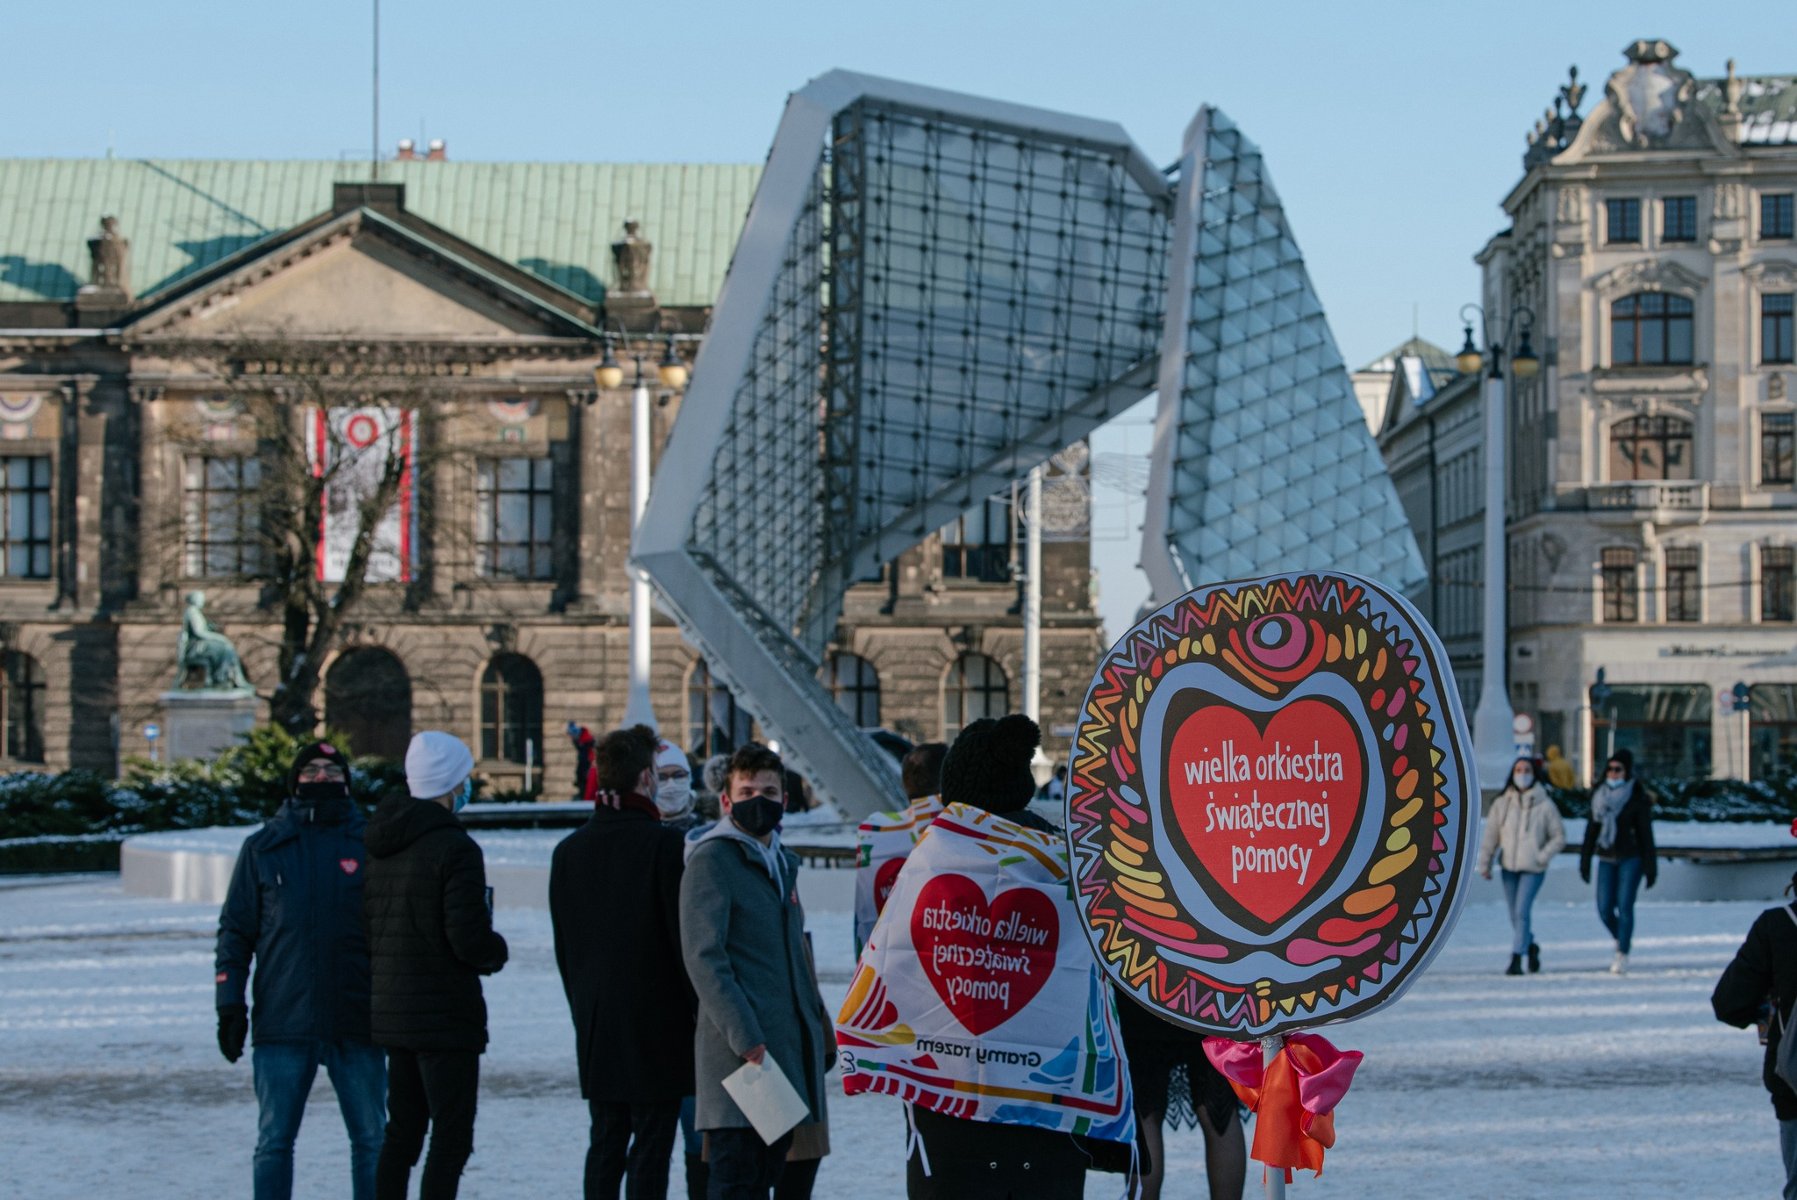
0 159 762 306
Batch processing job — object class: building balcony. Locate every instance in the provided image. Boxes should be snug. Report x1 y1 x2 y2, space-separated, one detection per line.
1585 481 1709 521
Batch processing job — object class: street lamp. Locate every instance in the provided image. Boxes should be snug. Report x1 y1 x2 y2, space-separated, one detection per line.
1458 301 1538 793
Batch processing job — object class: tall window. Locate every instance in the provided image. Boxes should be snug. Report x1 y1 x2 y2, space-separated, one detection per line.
1764 193 1796 240
1 650 45 762
1601 548 1638 623
1764 413 1795 485
0 456 51 579
1605 198 1641 244
1611 293 1694 365
943 653 1008 737
475 458 554 580
1664 546 1700 622
686 659 752 758
479 653 544 765
1662 196 1697 242
182 455 263 578
1764 546 1795 622
1765 293 1795 364
940 494 1012 582
1609 415 1693 480
825 652 881 727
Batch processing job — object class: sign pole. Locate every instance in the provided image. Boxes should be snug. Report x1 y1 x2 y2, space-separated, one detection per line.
1261 1033 1287 1199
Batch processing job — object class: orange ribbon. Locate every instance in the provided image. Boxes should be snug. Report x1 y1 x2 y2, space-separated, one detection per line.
1202 1032 1363 1180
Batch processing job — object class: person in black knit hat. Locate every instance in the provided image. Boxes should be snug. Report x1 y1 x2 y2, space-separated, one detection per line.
1579 747 1657 974
905 713 1098 1200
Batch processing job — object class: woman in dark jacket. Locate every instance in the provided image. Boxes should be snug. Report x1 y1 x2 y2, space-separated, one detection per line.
1578 749 1657 974
1116 992 1245 1200
1712 872 1797 1200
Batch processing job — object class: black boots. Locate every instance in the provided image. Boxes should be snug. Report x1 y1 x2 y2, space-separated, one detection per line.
1506 954 1524 976
1528 942 1541 974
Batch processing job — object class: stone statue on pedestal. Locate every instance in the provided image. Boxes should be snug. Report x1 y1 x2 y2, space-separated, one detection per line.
174 591 251 691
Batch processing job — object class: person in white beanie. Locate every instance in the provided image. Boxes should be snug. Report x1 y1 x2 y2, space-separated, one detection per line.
365 731 509 1200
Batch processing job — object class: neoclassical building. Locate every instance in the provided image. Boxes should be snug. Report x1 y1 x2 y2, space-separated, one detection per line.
0 158 1102 790
1383 40 1797 784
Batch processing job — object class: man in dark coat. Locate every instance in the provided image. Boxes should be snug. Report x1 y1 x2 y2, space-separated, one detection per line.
551 723 696 1200
216 740 385 1200
680 742 832 1200
1712 872 1797 1199
365 731 509 1200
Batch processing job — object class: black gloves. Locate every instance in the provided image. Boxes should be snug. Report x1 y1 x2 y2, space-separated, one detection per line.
1645 873 1657 890
1579 864 1590 884
217 1004 248 1063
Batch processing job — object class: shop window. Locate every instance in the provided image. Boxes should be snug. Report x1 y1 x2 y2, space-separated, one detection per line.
1591 683 1712 781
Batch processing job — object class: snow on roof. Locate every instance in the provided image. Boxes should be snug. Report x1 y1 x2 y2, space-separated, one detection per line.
1697 74 1797 146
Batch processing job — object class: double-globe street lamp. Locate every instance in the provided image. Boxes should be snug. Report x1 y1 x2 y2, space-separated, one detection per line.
596 326 689 730
1455 302 1539 793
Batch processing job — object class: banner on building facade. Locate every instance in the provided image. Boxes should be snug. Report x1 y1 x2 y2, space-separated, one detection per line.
1066 572 1476 1039
835 803 1134 1143
310 407 415 583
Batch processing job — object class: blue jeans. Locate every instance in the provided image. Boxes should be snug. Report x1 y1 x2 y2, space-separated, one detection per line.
1500 869 1546 956
1594 856 1645 954
1780 1118 1797 1200
252 1039 386 1200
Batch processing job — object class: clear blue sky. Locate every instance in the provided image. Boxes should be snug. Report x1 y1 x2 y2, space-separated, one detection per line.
6 1 1794 639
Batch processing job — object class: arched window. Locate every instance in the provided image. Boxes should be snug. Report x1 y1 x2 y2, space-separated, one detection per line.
1609 415 1693 481
324 648 412 761
1611 292 1694 365
825 652 881 727
479 654 544 764
1 650 45 762
686 659 752 759
943 653 1008 738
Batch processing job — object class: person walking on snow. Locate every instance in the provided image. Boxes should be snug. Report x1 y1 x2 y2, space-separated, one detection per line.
1478 755 1567 975
1579 749 1657 974
215 741 385 1200
1712 870 1797 1200
365 731 509 1200
551 725 697 1200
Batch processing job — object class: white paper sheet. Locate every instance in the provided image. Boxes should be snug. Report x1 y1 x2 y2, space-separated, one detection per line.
720 1051 810 1144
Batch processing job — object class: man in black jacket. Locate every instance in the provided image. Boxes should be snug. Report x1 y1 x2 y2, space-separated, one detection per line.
1713 873 1797 1200
366 731 509 1200
216 740 384 1200
551 723 696 1200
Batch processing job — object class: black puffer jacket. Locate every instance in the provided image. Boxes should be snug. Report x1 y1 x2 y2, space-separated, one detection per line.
1713 902 1797 1120
364 795 509 1052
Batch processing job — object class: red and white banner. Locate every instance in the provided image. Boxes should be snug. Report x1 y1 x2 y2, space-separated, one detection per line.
310 408 414 583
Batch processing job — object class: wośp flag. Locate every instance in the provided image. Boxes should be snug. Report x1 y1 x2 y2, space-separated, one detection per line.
835 803 1133 1144
310 407 414 583
853 794 944 955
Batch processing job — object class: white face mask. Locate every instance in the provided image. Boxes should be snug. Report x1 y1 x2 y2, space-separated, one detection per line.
1512 771 1534 789
653 740 694 819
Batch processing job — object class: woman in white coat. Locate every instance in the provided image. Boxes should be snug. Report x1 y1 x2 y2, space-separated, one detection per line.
1478 756 1568 975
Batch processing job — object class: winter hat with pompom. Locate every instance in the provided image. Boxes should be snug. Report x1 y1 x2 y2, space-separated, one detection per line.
941 714 1040 814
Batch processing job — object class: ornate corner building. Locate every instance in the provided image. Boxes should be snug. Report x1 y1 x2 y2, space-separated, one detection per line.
1381 40 1797 784
0 160 1102 787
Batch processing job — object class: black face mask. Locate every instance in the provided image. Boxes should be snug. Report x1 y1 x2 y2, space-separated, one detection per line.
729 796 783 838
294 781 349 805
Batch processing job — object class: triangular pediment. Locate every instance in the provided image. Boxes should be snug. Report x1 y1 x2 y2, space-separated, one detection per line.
126 209 600 342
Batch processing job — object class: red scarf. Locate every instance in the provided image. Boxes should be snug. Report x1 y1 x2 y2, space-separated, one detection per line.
594 789 659 818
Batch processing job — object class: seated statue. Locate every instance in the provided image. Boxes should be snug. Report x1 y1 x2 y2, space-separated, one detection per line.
175 591 250 690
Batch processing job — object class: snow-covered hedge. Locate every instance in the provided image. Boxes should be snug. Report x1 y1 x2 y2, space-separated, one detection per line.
1548 770 1797 824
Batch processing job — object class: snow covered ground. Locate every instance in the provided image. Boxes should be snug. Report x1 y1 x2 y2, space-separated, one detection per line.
1 871 1788 1199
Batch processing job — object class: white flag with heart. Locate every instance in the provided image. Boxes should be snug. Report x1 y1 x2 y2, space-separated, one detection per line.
309 407 415 583
835 802 1134 1143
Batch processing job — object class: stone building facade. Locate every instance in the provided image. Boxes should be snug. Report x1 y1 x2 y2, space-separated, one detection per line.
0 160 1102 795
1382 40 1797 785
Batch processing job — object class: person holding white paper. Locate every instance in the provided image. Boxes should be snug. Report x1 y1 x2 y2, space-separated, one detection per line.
680 743 832 1200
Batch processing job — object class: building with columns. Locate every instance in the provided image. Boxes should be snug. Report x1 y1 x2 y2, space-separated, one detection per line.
1382 39 1797 786
0 158 1101 792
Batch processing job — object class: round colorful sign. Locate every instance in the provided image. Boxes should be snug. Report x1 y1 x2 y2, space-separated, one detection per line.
1066 572 1475 1038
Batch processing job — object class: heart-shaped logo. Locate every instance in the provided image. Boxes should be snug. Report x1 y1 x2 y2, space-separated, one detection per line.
910 873 1058 1035
873 855 907 916
1163 696 1367 931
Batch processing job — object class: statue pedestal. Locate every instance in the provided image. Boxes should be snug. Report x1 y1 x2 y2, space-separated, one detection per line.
160 690 258 762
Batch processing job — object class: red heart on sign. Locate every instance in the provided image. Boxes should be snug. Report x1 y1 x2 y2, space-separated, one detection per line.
910 874 1058 1035
1165 700 1366 929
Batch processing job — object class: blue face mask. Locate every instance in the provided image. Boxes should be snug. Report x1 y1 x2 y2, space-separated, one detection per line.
453 778 473 813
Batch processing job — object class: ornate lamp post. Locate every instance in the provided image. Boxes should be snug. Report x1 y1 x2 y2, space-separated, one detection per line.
1456 303 1539 793
596 328 689 731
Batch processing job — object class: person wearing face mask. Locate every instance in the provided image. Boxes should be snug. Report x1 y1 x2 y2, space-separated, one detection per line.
215 741 385 1200
1579 748 1658 975
680 742 833 1199
1477 755 1567 975
654 738 706 834
365 731 509 1199
550 724 697 1199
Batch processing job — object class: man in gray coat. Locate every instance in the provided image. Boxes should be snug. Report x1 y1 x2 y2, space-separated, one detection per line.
679 742 831 1199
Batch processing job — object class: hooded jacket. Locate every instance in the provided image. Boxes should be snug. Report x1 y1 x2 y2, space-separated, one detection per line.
364 794 509 1052
1477 783 1567 875
214 792 371 1044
